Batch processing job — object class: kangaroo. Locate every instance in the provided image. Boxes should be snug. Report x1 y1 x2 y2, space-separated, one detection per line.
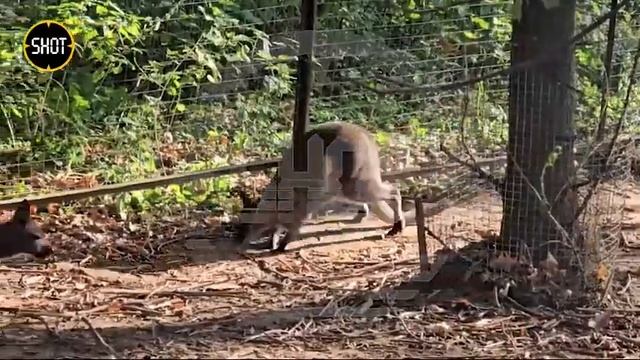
240 121 420 252
0 199 52 259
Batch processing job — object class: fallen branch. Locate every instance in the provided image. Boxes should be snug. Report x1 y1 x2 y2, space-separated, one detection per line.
0 155 507 210
0 307 74 319
0 158 279 210
99 288 258 299
81 316 118 358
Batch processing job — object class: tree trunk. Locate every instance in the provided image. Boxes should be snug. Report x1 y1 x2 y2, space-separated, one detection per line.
500 0 578 266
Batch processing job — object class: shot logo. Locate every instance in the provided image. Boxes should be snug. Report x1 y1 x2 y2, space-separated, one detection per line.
23 20 75 72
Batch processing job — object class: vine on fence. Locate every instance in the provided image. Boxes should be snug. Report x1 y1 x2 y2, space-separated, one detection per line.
0 0 637 217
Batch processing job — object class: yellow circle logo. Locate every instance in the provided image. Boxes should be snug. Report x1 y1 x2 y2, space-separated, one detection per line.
23 20 75 72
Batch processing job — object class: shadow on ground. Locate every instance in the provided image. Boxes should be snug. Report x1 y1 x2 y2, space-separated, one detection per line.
3 261 637 359
20 209 400 275
0 272 541 359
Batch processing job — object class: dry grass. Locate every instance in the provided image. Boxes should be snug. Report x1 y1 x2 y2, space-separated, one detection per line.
0 184 639 359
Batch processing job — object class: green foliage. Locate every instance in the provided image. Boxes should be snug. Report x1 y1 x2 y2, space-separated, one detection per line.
0 0 637 213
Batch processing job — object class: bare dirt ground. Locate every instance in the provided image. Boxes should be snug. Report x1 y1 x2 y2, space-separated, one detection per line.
1 183 639 358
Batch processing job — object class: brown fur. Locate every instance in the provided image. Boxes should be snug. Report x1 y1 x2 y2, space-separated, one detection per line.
0 200 51 259
241 122 418 251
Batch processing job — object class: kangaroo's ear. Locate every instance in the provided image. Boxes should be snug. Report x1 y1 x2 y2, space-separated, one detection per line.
12 199 32 225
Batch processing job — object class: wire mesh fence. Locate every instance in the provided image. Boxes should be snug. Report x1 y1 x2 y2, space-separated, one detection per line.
0 1 515 199
0 1 639 290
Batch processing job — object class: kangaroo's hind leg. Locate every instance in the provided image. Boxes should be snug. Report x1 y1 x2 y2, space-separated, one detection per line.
356 179 405 236
385 185 405 236
274 190 330 252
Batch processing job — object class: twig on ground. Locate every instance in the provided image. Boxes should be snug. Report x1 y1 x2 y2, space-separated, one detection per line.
247 251 418 284
176 277 239 292
77 304 113 315
145 282 169 300
321 292 355 318
298 249 331 273
388 305 422 341
617 273 632 295
608 332 640 346
80 316 118 358
319 258 417 282
599 267 616 305
0 307 75 319
502 296 544 318
577 307 640 314
100 288 258 298
37 316 60 338
243 328 289 343
423 225 449 250
0 266 50 274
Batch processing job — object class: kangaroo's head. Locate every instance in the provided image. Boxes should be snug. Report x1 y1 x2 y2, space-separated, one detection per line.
0 200 52 259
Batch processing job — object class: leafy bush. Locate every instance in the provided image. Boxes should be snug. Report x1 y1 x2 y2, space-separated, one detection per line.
0 0 637 214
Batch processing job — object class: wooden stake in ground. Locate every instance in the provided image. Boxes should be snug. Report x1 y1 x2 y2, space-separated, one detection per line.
414 196 429 273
